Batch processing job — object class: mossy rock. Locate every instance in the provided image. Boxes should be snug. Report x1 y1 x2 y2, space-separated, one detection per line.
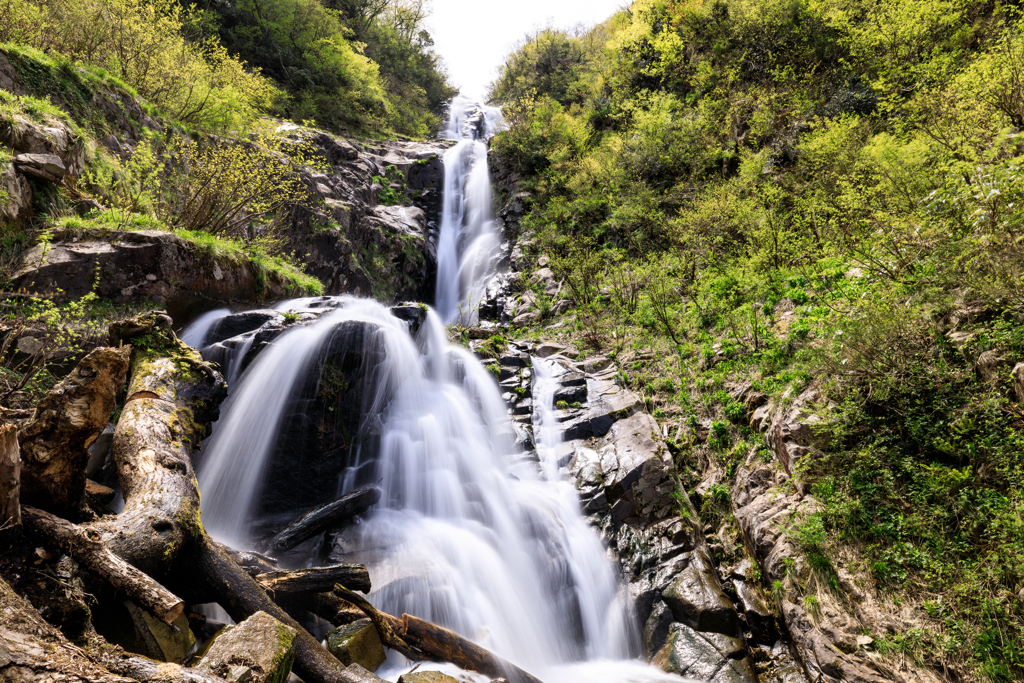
325 618 386 672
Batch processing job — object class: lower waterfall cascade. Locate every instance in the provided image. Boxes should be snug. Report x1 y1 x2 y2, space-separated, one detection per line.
187 297 687 683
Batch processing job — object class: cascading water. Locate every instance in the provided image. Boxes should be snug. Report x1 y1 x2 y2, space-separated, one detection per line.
191 96 686 683
195 297 683 682
435 96 504 325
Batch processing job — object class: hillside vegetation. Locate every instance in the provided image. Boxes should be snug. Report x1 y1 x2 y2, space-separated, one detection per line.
0 0 452 404
0 0 454 135
490 0 1024 679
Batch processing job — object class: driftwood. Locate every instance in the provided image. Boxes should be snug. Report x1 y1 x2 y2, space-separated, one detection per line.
263 486 381 554
94 649 228 683
18 347 129 516
332 586 545 683
95 313 365 683
21 505 185 626
1 423 19 526
256 564 371 595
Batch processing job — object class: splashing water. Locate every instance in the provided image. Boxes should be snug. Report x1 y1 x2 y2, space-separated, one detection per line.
435 96 505 325
194 298 684 683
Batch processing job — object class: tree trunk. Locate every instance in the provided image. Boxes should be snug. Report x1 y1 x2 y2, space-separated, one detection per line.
18 347 130 517
92 648 227 683
0 424 19 527
96 313 366 683
256 565 371 596
263 486 381 554
21 505 184 626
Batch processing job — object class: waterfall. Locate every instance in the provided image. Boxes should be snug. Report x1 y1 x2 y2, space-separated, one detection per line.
435 96 504 325
190 95 685 682
195 298 683 682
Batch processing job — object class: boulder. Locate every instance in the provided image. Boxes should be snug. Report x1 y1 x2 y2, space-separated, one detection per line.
652 622 757 683
92 600 195 663
206 310 283 346
326 618 386 672
11 229 302 321
194 611 297 683
398 672 459 683
662 550 739 635
14 152 66 180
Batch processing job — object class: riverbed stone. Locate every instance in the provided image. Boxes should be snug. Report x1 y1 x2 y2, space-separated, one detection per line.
326 618 386 672
652 622 757 683
398 672 460 683
195 611 297 683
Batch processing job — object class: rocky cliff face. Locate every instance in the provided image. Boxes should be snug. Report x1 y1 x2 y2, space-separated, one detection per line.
277 131 451 303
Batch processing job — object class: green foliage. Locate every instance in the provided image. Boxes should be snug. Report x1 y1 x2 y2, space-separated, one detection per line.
191 0 454 135
492 1 1024 678
0 0 276 131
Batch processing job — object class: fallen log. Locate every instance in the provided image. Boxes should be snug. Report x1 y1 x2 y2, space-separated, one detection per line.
1 423 19 526
332 586 545 683
257 564 371 595
21 505 184 626
304 591 369 626
263 486 381 554
95 312 366 683
18 347 129 516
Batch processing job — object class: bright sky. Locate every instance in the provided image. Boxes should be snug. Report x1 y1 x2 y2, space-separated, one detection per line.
424 0 630 100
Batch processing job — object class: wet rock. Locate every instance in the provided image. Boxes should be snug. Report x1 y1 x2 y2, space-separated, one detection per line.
652 622 757 683
206 310 283 346
326 618 386 672
398 672 459 683
733 577 776 644
390 303 428 335
195 611 297 683
662 550 739 635
643 600 675 659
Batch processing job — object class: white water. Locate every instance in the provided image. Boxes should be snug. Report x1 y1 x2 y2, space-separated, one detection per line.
193 298 683 682
179 308 230 348
435 96 505 325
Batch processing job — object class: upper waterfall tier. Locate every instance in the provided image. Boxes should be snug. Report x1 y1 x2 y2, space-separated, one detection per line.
435 97 505 324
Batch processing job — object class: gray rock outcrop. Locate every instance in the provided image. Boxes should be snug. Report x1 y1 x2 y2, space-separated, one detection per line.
194 611 297 683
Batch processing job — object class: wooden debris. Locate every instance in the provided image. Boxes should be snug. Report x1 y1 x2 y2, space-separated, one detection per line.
332 586 545 683
21 505 185 626
257 564 371 595
1 423 19 526
264 486 381 554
